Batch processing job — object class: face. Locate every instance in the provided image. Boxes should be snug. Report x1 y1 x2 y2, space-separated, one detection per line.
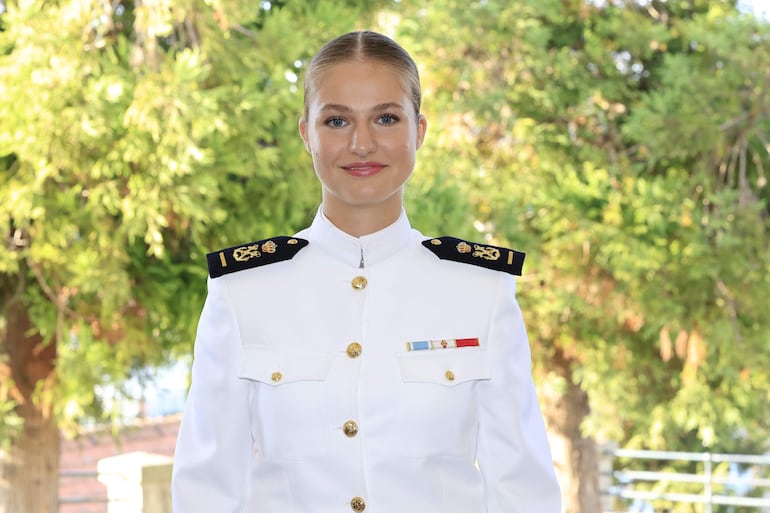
299 60 427 228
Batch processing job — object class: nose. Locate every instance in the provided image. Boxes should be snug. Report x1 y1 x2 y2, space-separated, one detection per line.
349 123 376 155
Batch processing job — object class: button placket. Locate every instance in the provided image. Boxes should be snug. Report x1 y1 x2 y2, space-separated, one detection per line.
345 265 367 510
343 341 361 439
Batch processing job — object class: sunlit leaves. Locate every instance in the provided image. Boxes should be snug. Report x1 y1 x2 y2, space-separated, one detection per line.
0 0 389 441
392 0 770 458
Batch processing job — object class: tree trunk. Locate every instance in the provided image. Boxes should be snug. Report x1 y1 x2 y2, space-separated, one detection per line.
1 294 59 513
542 350 602 513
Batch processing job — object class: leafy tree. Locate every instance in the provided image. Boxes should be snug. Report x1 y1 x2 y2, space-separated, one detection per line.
4 1 770 512
0 1 387 510
394 0 770 511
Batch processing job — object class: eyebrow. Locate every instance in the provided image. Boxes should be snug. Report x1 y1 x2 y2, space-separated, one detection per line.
319 102 406 113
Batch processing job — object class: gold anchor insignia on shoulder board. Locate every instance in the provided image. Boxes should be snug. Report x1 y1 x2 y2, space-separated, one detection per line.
473 244 500 261
233 244 261 262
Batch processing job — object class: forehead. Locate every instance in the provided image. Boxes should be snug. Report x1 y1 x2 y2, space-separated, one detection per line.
307 60 410 110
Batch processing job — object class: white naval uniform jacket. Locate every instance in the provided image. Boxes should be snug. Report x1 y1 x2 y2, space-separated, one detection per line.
171 209 561 513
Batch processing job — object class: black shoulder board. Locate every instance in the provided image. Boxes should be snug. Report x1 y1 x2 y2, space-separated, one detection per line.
422 236 526 276
207 236 309 278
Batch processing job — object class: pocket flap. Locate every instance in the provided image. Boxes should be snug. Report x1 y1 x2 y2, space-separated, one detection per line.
238 346 333 385
396 349 490 386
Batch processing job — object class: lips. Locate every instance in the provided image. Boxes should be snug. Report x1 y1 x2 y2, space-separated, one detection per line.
341 162 387 177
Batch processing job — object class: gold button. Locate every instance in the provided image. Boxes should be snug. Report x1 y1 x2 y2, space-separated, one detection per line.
271 372 282 382
430 238 441 245
346 342 363 358
350 496 366 512
445 370 455 381
343 420 359 437
351 276 368 290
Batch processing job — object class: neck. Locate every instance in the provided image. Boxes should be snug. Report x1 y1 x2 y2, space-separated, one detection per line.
322 202 402 238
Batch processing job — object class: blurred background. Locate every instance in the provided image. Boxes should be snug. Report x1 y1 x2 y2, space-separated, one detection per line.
1 1 769 512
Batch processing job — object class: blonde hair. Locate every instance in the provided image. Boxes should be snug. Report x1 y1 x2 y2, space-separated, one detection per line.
303 31 422 120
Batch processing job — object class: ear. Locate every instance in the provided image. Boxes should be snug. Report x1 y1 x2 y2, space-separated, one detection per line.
298 117 311 153
415 114 428 151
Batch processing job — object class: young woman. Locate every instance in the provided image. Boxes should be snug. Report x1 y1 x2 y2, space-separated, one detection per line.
171 30 561 513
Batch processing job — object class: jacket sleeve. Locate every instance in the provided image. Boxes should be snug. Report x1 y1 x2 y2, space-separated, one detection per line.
476 273 562 513
172 276 252 513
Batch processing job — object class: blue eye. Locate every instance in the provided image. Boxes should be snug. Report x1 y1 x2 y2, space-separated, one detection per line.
326 117 346 128
379 113 399 125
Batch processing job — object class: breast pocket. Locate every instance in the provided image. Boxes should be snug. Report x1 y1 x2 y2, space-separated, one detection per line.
239 346 334 460
393 349 491 458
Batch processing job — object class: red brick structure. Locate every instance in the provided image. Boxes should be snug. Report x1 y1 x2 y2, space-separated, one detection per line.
59 415 180 513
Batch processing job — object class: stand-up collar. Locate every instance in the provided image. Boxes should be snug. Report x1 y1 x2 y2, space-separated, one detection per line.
305 206 413 268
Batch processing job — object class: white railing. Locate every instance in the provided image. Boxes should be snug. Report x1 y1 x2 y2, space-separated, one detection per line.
601 445 770 512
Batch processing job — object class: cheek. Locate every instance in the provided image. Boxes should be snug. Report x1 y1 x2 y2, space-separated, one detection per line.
309 133 336 160
395 127 420 153
306 136 324 161
311 144 327 161
310 147 334 175
396 139 418 159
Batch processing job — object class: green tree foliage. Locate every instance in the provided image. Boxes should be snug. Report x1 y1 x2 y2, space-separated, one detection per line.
0 0 385 435
404 0 770 453
393 0 770 510
3 0 770 511
0 0 388 509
